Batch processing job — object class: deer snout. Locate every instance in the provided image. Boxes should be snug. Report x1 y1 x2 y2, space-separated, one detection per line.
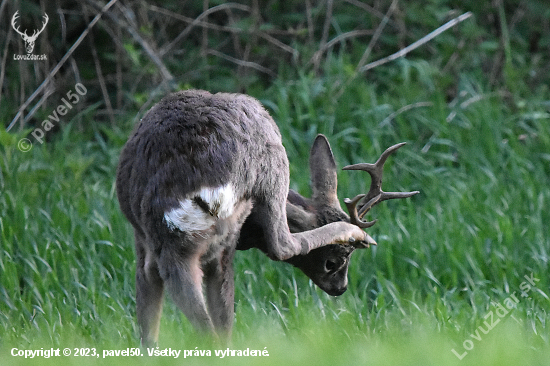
286 244 355 296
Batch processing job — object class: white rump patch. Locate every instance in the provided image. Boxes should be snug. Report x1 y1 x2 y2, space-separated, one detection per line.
197 184 237 219
164 184 237 232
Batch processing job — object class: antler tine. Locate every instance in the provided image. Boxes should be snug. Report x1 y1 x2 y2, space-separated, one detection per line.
344 193 379 228
343 142 419 227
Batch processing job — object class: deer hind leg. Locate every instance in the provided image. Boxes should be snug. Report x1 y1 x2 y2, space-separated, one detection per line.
135 233 165 347
203 245 236 339
158 240 216 335
251 152 367 261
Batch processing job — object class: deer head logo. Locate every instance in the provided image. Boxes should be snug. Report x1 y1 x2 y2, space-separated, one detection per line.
11 11 49 54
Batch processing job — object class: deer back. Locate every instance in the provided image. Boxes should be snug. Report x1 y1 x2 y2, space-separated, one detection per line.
117 90 286 246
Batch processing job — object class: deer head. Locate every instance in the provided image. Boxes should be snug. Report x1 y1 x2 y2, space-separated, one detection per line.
272 135 417 295
11 11 49 54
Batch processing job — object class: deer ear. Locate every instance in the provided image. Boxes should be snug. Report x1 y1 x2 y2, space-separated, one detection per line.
309 134 340 207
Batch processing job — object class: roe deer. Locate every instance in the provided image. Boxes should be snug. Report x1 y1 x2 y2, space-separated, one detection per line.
116 89 418 345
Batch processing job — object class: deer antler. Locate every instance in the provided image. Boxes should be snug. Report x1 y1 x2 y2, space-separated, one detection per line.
343 142 419 228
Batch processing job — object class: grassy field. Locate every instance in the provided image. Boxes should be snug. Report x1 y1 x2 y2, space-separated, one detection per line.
1 62 549 365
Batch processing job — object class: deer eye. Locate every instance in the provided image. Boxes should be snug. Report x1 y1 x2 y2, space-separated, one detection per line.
324 259 337 272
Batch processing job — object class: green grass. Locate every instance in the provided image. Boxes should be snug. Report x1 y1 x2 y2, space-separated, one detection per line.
1 66 550 365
